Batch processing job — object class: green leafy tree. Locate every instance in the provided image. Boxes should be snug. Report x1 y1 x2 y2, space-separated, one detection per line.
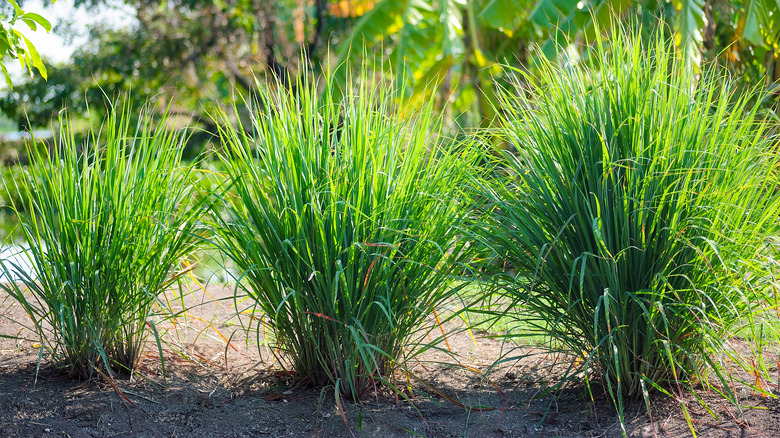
0 0 52 87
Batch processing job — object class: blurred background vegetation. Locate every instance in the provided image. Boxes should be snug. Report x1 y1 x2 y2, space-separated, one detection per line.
2 0 780 161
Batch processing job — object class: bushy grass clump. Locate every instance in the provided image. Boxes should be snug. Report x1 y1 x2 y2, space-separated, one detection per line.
209 72 478 400
0 103 203 378
474 29 780 421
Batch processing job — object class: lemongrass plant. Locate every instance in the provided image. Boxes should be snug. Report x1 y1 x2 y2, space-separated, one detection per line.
209 71 478 400
474 28 780 426
0 102 205 379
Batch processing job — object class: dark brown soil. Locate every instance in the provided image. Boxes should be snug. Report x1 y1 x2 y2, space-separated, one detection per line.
1 286 779 438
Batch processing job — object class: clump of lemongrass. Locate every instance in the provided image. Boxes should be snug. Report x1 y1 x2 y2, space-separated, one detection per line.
209 70 478 401
0 102 205 379
472 27 780 430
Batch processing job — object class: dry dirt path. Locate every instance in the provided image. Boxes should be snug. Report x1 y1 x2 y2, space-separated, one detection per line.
1 285 778 437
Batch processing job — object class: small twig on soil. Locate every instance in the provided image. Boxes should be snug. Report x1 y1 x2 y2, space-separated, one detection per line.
93 368 136 407
661 411 674 435
691 419 735 432
717 404 770 438
720 404 750 428
122 390 162 405
27 421 53 427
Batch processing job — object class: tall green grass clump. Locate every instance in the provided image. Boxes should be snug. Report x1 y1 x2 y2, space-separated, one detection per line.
475 29 780 421
0 103 203 379
210 72 477 400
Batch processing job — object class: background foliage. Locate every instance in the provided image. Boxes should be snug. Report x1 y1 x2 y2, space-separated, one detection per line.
3 0 780 146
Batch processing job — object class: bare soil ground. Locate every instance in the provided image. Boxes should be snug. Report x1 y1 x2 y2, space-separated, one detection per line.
1 285 779 438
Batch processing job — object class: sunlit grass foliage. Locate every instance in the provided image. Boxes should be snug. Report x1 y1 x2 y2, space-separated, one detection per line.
209 72 478 400
474 28 780 425
0 103 204 379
